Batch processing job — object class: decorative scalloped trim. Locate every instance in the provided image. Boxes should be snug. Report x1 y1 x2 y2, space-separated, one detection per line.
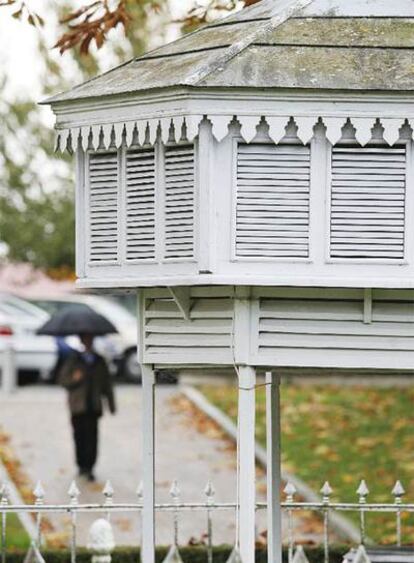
55 115 411 153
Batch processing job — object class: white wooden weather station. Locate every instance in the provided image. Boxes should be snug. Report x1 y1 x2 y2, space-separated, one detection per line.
46 0 414 561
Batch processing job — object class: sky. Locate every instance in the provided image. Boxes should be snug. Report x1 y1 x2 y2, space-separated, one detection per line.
0 0 197 258
0 0 197 216
0 0 194 103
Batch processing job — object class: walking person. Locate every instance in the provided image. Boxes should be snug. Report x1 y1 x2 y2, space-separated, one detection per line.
59 334 116 481
37 305 118 482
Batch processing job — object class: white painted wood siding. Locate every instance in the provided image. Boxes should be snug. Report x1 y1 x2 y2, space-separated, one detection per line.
330 145 406 260
142 287 234 365
255 288 414 370
236 144 311 259
140 287 414 370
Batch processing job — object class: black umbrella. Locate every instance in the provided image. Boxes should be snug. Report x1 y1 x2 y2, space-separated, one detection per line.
37 304 117 336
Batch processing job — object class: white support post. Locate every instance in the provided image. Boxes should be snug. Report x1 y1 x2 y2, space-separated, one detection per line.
237 365 256 563
2 341 16 395
266 372 282 563
141 364 155 563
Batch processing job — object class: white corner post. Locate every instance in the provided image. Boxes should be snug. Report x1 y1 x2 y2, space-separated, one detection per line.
266 372 282 563
141 364 155 563
237 365 256 563
137 291 156 563
1 340 17 394
197 118 216 274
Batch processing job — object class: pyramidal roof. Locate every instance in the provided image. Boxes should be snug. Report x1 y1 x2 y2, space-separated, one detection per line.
48 0 414 104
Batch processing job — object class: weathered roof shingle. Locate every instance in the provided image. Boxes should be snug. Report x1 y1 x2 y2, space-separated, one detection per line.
47 0 414 104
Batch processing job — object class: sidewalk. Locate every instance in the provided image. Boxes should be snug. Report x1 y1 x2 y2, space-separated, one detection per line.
0 384 320 547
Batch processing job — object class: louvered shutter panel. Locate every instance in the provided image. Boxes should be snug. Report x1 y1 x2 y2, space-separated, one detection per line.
330 146 406 259
236 144 311 258
126 147 156 261
164 144 195 259
143 292 234 364
88 152 119 263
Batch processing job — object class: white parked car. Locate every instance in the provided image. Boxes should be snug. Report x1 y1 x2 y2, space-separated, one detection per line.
30 295 141 380
0 293 57 380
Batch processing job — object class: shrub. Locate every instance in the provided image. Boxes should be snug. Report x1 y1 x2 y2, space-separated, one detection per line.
5 544 350 563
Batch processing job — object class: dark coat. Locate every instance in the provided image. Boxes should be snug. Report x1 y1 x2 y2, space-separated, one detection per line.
59 351 116 417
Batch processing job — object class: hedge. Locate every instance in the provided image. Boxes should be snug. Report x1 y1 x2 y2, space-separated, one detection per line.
5 544 351 563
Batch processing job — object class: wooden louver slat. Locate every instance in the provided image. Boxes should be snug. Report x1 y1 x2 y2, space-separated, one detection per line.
88 152 119 263
236 143 311 259
164 144 195 260
143 294 234 364
330 146 406 260
126 147 156 261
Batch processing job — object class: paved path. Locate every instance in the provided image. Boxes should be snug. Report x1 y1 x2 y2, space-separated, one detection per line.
0 385 320 548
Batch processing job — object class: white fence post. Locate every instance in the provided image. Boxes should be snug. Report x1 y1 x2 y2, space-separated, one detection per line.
141 364 156 563
1 340 17 394
266 372 282 563
237 365 256 563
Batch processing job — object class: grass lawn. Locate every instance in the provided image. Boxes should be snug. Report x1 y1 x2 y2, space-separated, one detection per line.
0 429 32 550
2 514 30 551
200 384 414 544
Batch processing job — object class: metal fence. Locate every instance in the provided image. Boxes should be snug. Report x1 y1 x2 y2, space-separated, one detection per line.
1 479 413 563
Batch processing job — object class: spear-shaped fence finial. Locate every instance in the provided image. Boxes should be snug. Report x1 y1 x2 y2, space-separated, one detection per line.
292 545 310 563
320 481 333 504
392 480 405 547
170 480 180 501
204 480 215 563
356 480 369 545
225 546 243 563
353 545 372 563
284 482 297 503
136 481 143 502
68 481 81 505
357 480 369 504
0 483 10 506
162 481 184 563
204 480 215 503
392 481 405 503
103 481 114 506
33 481 45 505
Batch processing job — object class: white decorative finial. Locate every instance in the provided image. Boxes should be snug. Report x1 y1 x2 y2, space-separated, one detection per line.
320 481 333 503
88 518 115 563
170 480 180 500
353 545 372 563
103 481 114 504
292 545 310 563
136 481 143 500
204 480 215 500
357 480 369 502
225 546 243 563
162 544 184 563
284 482 297 502
392 480 405 502
0 483 10 506
33 481 45 505
68 481 80 505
